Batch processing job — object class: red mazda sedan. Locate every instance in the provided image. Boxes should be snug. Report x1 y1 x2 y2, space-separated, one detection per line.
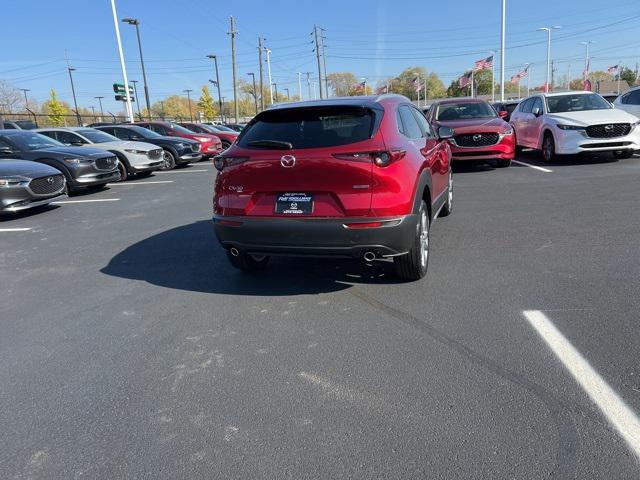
427 99 515 167
212 94 454 281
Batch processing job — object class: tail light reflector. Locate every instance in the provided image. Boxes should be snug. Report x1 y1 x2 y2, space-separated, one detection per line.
214 156 249 171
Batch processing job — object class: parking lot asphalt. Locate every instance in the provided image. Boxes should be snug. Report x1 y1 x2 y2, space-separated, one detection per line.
1 154 639 479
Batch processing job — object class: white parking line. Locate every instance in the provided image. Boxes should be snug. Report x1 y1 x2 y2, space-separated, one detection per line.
157 169 209 173
513 160 553 173
524 310 640 458
107 180 174 185
51 198 120 204
0 227 32 232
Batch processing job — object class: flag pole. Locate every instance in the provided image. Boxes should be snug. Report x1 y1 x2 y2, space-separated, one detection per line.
618 62 622 95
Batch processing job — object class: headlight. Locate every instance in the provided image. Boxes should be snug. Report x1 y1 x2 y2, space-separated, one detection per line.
124 149 146 154
64 157 81 165
175 143 185 148
631 120 640 130
0 176 27 186
557 124 585 131
196 137 210 142
503 128 513 135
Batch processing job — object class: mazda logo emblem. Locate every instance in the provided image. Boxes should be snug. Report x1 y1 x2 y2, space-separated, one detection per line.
46 177 54 184
604 124 614 131
280 155 296 168
473 134 482 142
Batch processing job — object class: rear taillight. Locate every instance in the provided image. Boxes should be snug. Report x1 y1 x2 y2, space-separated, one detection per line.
214 156 249 171
332 149 405 168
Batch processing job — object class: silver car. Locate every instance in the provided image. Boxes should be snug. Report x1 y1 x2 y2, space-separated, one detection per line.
36 127 164 181
0 159 66 213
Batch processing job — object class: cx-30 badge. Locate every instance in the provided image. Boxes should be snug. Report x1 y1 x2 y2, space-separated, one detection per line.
280 155 296 168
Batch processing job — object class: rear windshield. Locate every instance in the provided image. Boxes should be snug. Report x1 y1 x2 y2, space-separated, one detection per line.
435 102 496 121
238 107 375 149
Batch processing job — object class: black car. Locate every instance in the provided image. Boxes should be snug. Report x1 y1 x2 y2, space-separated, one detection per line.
0 130 120 191
0 159 66 213
223 123 246 132
491 100 520 122
95 125 202 169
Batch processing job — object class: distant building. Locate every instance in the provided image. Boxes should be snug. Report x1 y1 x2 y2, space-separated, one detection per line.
595 80 630 97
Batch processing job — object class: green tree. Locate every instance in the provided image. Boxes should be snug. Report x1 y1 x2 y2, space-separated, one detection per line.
327 72 358 96
619 67 637 86
390 67 446 100
197 85 217 121
42 89 68 126
151 95 191 120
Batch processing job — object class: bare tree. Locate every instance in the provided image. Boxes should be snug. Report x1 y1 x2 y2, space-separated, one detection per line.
0 80 24 113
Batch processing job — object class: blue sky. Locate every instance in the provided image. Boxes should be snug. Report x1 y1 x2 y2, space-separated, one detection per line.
3 0 640 112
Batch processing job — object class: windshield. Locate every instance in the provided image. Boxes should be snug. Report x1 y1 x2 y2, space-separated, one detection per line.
3 132 63 150
127 126 160 138
238 106 375 149
169 123 197 134
546 94 612 113
436 102 497 121
214 125 235 132
77 129 119 143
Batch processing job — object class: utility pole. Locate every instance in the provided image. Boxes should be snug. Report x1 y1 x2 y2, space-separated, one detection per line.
284 88 290 100
159 101 165 120
20 89 30 109
313 25 324 99
122 18 151 120
110 0 134 122
207 55 224 123
320 28 329 97
500 0 506 101
305 72 312 100
247 73 258 114
258 37 265 110
229 16 239 123
272 83 278 101
67 65 81 126
95 96 104 120
184 89 193 121
551 60 555 90
131 80 141 120
265 47 273 105
297 72 303 100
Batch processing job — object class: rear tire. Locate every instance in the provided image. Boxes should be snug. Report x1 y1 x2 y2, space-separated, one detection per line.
394 200 429 281
161 149 176 170
495 159 511 168
227 251 270 272
612 150 633 159
542 132 556 163
439 171 453 217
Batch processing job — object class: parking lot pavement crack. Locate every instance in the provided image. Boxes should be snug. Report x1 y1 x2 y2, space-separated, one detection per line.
349 287 580 479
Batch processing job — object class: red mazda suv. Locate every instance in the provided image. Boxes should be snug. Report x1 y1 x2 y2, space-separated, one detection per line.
134 121 223 158
178 122 238 150
427 98 515 167
212 95 453 280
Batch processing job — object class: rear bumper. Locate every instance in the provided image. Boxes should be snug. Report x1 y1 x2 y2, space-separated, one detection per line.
212 214 419 258
450 135 515 161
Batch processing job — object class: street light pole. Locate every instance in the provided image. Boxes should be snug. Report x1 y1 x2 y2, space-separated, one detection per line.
20 89 30 109
110 0 134 122
183 89 193 121
95 96 104 120
67 67 81 126
579 40 595 88
265 48 273 105
538 26 561 93
272 83 278 102
247 73 258 114
122 18 151 120
206 55 224 123
131 80 142 120
284 88 290 100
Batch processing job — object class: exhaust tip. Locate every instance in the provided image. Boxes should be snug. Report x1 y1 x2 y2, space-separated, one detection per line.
230 247 240 257
363 251 376 262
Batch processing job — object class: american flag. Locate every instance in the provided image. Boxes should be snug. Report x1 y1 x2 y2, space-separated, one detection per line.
458 72 472 88
412 76 423 92
511 65 530 83
511 73 521 84
376 84 388 94
607 64 620 74
474 55 494 71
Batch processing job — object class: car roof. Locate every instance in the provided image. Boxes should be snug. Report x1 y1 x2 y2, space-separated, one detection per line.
267 94 410 111
432 98 488 105
35 127 91 131
538 90 598 97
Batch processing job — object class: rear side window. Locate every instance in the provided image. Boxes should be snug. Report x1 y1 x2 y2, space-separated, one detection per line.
532 97 544 113
398 105 422 139
622 89 640 105
238 106 375 149
410 107 434 137
519 98 534 113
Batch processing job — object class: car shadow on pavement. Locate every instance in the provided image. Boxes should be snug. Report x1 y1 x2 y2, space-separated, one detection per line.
517 150 619 167
101 220 401 296
0 204 61 221
451 161 496 173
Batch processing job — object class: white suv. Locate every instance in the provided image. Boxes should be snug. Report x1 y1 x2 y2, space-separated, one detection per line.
510 91 640 161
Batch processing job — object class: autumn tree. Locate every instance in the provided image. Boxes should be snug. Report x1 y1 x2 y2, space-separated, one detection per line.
390 67 446 100
42 89 69 126
327 72 359 96
0 80 23 113
619 67 637 86
198 85 217 121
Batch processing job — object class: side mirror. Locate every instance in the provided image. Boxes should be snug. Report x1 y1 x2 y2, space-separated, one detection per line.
532 107 542 117
498 110 508 119
438 126 455 140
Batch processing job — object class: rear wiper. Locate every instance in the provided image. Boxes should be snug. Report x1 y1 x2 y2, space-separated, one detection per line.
247 140 293 150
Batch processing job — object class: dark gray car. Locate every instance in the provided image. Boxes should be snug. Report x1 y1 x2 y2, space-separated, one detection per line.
0 159 66 213
0 130 120 191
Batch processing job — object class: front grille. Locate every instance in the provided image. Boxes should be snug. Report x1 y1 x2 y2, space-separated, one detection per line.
585 123 631 138
148 149 162 159
454 132 500 147
29 174 64 195
191 143 201 152
95 156 117 170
